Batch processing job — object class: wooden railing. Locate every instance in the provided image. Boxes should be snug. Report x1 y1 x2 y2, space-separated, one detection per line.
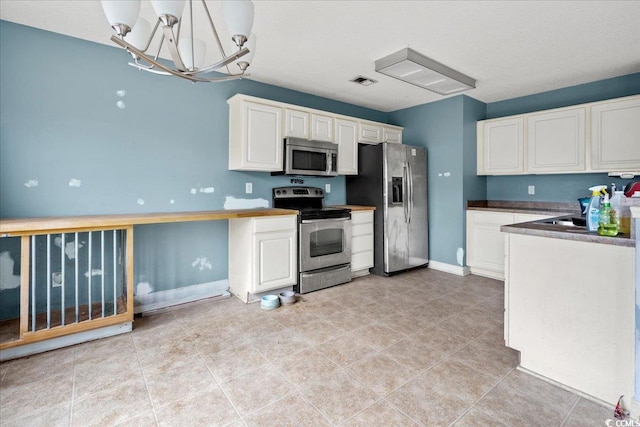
0 226 134 350
0 208 297 353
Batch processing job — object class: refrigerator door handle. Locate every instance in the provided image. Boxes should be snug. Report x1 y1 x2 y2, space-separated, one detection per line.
403 163 409 223
407 161 413 224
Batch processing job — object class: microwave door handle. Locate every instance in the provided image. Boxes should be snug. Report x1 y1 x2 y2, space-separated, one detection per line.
327 152 332 174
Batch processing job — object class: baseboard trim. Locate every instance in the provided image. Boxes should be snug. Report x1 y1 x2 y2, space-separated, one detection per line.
0 322 132 362
134 280 230 314
428 261 471 276
469 266 505 280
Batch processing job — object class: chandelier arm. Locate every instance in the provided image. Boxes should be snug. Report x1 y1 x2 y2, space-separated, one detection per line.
185 47 249 76
128 62 171 75
137 19 161 54
153 33 165 61
200 0 235 74
189 0 195 71
111 35 208 82
162 26 187 71
200 0 229 59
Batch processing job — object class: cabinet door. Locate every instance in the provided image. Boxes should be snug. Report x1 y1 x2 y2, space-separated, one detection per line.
479 118 524 174
358 122 383 143
335 118 358 175
591 96 640 171
311 113 334 142
351 211 374 273
527 108 586 173
284 108 309 139
238 102 283 171
254 231 296 292
383 127 402 144
466 211 515 279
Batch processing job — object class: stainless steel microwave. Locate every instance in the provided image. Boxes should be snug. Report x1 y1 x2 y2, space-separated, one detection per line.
278 138 339 177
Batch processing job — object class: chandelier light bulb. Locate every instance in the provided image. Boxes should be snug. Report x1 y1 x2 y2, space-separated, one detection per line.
151 0 186 24
178 38 206 71
124 17 152 50
101 0 141 36
223 0 255 47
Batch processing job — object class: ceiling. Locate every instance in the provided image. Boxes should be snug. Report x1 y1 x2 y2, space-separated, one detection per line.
1 0 639 112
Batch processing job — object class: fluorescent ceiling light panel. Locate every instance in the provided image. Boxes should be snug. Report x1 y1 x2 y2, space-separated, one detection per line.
375 48 476 95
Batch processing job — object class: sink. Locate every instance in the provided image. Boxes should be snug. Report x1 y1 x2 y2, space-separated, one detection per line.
542 219 576 226
539 217 586 228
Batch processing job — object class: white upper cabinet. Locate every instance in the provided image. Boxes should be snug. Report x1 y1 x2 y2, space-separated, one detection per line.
284 108 309 139
358 122 383 143
228 98 283 172
527 107 586 173
478 117 524 175
311 113 334 142
228 94 403 173
383 126 403 144
591 96 640 171
477 94 640 176
335 118 358 175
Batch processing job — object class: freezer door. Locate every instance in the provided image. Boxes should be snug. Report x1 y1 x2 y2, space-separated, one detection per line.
383 143 411 273
406 146 429 267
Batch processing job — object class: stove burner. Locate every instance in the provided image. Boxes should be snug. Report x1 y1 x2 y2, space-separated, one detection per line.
272 186 350 220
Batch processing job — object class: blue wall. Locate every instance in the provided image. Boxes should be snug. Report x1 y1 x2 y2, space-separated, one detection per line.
389 96 485 266
0 21 390 309
485 73 640 202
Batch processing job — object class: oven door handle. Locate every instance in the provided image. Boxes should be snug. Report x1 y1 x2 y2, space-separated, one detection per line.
301 217 351 224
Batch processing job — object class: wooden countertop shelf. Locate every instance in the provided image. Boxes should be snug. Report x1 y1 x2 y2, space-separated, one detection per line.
0 208 299 236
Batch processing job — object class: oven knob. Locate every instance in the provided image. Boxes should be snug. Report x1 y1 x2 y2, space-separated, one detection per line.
276 190 281 195
315 190 320 194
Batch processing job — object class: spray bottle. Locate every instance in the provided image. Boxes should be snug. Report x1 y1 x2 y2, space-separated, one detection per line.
597 191 618 236
586 185 607 232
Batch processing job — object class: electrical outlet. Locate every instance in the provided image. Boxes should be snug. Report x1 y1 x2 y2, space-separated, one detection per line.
528 185 535 195
52 272 62 288
245 182 253 194
325 183 331 193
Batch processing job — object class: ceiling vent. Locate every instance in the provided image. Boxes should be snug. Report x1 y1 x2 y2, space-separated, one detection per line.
375 48 476 95
351 76 378 86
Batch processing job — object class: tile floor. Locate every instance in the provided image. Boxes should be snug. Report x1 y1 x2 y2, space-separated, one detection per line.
0 269 615 426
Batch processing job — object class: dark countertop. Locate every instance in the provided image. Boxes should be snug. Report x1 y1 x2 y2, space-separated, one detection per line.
468 200 635 248
501 215 634 248
467 200 580 216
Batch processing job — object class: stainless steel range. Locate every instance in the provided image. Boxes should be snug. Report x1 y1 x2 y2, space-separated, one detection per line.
272 187 352 294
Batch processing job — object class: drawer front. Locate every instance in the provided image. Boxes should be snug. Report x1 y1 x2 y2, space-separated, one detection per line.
472 212 515 226
253 216 296 233
352 251 374 270
351 211 373 225
352 223 373 237
352 234 373 253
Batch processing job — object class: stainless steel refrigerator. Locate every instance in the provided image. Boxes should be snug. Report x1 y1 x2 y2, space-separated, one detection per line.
346 143 428 276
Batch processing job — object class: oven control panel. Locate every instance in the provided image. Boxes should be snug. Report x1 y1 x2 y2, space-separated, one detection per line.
273 187 323 199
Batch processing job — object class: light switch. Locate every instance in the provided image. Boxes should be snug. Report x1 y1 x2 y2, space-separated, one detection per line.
325 183 331 193
528 185 535 195
245 182 253 194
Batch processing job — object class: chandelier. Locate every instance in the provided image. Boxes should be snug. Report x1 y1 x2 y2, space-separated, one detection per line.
101 0 256 83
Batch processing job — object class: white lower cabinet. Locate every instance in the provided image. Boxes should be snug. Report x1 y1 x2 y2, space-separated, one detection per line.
505 233 634 405
466 210 553 280
229 215 297 302
350 210 374 277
